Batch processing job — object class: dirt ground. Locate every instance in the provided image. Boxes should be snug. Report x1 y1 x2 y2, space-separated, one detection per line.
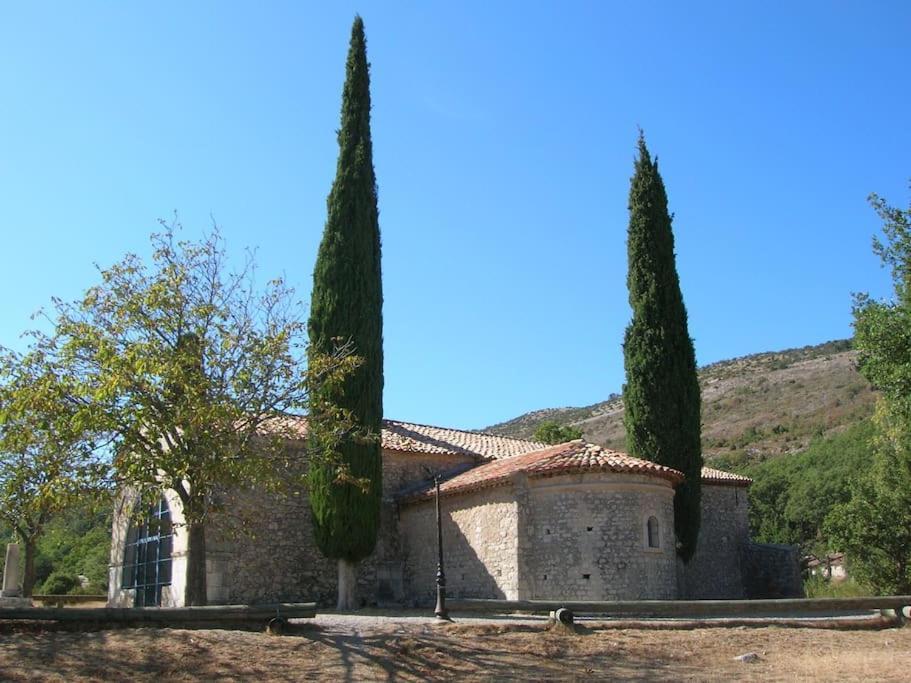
0 615 908 682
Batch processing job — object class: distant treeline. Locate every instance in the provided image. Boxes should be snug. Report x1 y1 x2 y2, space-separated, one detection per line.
740 419 874 558
1 503 110 595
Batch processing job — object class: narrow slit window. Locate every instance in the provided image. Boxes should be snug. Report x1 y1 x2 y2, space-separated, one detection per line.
647 516 660 548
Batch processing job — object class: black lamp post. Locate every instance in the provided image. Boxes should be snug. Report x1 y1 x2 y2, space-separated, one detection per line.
433 475 452 621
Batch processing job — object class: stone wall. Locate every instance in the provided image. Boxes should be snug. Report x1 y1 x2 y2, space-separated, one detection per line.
373 450 475 604
108 447 475 607
519 472 678 600
741 542 804 598
399 486 520 606
106 450 338 607
108 442 782 606
212 484 338 605
382 450 473 498
398 471 679 604
215 447 474 606
678 483 750 599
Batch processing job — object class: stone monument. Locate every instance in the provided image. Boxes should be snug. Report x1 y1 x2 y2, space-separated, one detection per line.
1 542 32 607
2 543 21 597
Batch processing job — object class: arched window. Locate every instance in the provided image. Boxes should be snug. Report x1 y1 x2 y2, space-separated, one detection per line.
647 516 660 549
122 497 173 607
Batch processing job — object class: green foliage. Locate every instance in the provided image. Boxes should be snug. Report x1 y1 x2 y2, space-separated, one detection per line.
40 570 78 595
0 346 109 595
824 187 911 595
23 226 354 605
33 503 111 593
825 406 911 594
622 133 702 561
853 188 911 418
803 575 871 598
307 16 384 564
744 419 874 554
0 502 110 595
533 421 582 445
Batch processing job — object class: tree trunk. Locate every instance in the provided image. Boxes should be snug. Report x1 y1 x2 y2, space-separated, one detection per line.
21 539 37 597
337 558 358 611
184 522 208 606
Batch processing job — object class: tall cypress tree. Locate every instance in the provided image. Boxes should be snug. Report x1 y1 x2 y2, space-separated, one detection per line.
307 15 383 609
622 133 702 562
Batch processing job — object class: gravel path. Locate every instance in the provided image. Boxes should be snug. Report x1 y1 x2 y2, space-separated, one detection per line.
308 610 549 631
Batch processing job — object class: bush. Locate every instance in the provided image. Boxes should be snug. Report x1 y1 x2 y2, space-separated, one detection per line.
533 421 583 445
34 504 111 592
804 576 871 598
40 571 78 595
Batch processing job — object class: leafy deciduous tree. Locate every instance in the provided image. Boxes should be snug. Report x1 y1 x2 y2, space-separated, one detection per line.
0 347 107 596
826 187 911 594
40 225 353 605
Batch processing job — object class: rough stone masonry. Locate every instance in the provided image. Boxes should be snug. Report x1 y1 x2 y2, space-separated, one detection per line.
107 421 803 607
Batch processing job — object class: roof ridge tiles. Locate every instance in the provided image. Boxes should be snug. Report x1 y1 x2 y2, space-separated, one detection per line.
382 418 542 444
700 465 752 487
398 440 687 502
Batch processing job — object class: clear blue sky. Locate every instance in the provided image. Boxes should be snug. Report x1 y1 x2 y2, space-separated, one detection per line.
1 2 909 429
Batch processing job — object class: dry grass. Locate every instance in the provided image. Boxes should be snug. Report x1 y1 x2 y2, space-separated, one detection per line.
0 619 908 682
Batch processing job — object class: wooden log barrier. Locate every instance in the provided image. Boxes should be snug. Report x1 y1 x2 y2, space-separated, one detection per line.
0 602 317 624
449 596 911 619
31 594 107 608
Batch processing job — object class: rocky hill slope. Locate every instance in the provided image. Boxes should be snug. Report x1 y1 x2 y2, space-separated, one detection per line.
485 340 876 467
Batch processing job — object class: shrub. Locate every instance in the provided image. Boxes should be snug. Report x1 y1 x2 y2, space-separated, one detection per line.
533 421 583 445
40 571 78 595
804 575 871 598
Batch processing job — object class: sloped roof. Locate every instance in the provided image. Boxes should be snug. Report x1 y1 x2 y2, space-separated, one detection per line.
280 415 546 461
381 419 546 459
701 466 752 487
400 440 684 502
280 415 749 488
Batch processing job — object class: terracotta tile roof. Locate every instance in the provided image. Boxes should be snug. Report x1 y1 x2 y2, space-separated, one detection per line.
701 466 752 487
277 415 546 460
400 441 684 502
381 419 546 459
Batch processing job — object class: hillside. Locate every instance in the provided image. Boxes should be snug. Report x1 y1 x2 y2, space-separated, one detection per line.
485 340 877 467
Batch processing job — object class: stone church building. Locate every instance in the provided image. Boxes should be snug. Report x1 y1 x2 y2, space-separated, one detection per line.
108 419 800 608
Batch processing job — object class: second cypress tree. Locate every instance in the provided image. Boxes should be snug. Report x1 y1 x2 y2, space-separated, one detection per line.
622 133 702 562
307 16 384 609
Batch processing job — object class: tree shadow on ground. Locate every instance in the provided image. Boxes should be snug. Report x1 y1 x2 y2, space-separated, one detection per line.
286 621 698 682
0 620 705 682
0 628 254 682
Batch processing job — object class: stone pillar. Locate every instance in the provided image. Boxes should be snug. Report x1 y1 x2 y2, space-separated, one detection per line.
2 543 21 597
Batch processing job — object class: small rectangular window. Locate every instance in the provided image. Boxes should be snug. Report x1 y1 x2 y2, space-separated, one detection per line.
647 516 660 548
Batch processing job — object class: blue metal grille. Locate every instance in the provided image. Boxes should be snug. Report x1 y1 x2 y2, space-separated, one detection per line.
122 497 173 607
